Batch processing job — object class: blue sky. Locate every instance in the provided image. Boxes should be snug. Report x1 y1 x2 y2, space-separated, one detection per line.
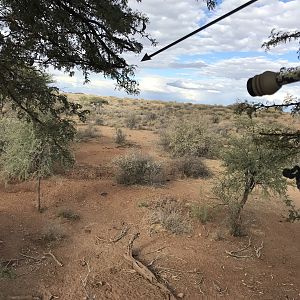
52 0 300 105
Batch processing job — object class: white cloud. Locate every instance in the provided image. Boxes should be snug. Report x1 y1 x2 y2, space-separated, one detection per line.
49 0 300 105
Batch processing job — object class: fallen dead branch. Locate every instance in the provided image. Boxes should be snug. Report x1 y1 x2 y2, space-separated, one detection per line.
80 259 91 288
254 241 264 258
124 233 176 300
43 251 63 267
96 224 130 244
225 237 252 258
110 225 130 243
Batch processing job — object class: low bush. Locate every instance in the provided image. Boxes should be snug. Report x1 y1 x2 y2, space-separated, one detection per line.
114 151 164 185
76 124 99 141
125 113 138 129
149 197 191 234
114 128 126 145
159 120 219 158
190 204 211 224
40 223 66 244
174 156 211 178
94 117 104 125
58 209 80 221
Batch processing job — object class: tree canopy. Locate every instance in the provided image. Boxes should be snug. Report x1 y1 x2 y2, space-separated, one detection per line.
0 0 155 94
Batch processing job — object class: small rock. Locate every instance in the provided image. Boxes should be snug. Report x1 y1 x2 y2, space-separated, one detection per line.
177 292 184 298
100 192 108 197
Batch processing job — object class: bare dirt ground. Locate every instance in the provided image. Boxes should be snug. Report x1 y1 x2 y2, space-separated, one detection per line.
0 126 299 300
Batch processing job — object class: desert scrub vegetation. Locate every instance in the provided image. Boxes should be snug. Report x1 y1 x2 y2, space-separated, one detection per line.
114 128 127 145
76 124 99 141
214 119 299 236
0 264 16 279
0 116 75 212
190 203 212 224
159 119 220 159
58 209 80 221
149 197 191 234
173 156 211 179
113 151 164 185
125 112 139 129
39 223 66 244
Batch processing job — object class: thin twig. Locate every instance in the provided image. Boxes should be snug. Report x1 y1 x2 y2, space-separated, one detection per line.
109 225 130 243
225 237 252 258
144 246 167 255
254 241 264 258
19 253 43 262
225 251 252 259
44 251 63 267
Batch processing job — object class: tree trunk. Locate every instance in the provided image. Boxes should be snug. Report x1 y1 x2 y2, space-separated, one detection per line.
231 178 255 236
36 177 41 212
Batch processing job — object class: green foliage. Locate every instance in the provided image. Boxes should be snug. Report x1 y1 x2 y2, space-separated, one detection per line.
191 204 211 224
114 128 126 145
0 0 155 94
0 117 74 181
283 197 300 222
174 156 211 179
0 265 16 279
0 65 88 124
214 119 298 235
160 120 219 158
114 151 164 185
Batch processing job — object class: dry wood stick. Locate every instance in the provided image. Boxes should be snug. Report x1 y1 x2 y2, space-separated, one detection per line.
44 251 63 267
124 233 176 300
110 225 130 243
225 237 252 258
254 241 264 258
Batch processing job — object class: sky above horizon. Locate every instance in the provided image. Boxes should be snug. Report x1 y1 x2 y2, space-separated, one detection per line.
51 0 300 106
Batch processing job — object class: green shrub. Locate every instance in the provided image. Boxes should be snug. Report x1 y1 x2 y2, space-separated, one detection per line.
174 156 211 178
191 204 211 224
114 128 126 145
114 151 164 185
159 120 219 158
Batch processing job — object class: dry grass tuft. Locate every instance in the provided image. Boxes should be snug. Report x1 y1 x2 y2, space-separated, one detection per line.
149 197 192 234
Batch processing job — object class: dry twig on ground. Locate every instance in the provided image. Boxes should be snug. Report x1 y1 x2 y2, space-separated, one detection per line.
43 251 63 267
254 241 264 258
110 225 130 243
124 233 176 300
96 224 130 244
225 237 252 258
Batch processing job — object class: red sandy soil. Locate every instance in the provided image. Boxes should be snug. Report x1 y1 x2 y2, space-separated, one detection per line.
0 126 299 300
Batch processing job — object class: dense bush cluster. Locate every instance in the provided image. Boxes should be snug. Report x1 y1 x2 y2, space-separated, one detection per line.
174 156 211 179
114 151 164 185
160 120 219 158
